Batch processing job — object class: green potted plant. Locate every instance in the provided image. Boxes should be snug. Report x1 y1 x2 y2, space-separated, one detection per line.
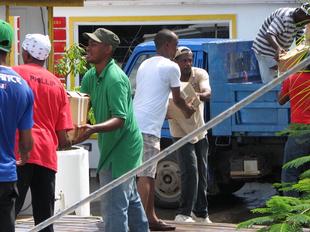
55 43 95 125
55 43 88 86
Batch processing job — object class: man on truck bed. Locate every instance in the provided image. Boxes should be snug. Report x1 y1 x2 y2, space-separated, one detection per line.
169 46 212 224
133 29 195 231
253 2 310 83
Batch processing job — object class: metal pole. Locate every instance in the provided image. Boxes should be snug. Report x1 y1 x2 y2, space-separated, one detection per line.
47 6 54 73
29 56 310 232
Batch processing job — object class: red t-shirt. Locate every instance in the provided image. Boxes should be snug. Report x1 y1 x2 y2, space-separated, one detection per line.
280 72 310 124
13 64 73 172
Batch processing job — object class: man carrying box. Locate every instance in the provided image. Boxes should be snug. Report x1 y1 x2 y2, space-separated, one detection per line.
74 28 148 232
252 2 310 83
170 47 212 224
13 34 73 232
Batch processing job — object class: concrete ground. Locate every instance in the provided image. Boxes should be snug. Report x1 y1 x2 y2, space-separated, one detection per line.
89 177 277 224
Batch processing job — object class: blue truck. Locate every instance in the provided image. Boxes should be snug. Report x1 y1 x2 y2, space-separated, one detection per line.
123 39 289 208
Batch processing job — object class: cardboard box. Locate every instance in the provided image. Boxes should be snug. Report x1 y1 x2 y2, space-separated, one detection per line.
167 82 200 119
67 91 90 125
67 91 90 140
278 44 309 73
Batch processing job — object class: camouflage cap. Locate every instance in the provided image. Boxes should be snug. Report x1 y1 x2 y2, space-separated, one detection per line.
83 28 120 50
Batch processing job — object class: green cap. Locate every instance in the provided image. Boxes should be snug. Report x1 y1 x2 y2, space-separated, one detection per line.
0 20 13 53
83 28 120 50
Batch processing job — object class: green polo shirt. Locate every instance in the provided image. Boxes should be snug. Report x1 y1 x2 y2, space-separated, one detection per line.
80 59 143 178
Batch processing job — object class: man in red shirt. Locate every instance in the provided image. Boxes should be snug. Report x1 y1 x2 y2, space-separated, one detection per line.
278 70 310 197
13 34 73 232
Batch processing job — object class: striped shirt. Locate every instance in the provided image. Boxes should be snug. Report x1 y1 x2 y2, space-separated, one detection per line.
252 8 304 57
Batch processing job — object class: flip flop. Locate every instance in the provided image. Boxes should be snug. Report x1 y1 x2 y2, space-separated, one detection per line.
149 220 176 231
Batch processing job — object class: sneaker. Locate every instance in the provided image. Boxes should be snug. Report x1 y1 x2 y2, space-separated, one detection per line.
191 212 212 224
174 214 195 223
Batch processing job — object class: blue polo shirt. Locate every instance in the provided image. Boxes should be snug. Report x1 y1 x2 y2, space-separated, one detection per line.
0 65 34 182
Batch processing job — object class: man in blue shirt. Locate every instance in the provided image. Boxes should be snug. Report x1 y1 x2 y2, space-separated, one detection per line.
0 19 34 232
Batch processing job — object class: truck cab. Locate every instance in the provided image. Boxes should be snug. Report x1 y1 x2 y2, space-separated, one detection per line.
123 39 289 208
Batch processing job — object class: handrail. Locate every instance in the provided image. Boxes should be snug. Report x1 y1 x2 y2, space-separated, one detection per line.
29 56 310 232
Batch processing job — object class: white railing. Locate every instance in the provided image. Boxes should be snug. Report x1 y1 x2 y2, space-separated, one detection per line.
29 56 310 232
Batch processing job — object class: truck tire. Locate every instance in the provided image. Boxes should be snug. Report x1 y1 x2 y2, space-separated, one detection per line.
154 154 180 209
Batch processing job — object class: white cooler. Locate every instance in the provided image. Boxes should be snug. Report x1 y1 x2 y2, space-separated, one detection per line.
18 146 90 216
55 146 90 216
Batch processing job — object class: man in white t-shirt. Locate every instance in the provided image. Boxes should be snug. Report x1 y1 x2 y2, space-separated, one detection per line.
133 29 195 231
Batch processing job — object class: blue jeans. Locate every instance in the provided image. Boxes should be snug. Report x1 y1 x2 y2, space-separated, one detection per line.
99 168 148 232
255 52 277 84
281 133 310 197
174 137 209 218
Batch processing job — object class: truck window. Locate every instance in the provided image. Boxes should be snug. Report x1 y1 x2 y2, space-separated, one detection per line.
226 51 260 83
129 53 154 95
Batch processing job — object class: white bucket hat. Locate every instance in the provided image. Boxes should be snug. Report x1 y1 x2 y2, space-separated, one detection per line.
22 34 51 61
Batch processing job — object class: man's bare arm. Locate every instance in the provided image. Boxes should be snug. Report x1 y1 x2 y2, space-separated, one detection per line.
17 129 33 165
265 33 285 61
278 91 289 105
73 117 124 144
57 130 72 149
171 87 195 118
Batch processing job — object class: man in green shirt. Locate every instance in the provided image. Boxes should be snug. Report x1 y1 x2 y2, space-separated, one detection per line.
75 28 148 232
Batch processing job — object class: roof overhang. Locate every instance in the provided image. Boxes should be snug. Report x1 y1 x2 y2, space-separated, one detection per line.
0 0 84 7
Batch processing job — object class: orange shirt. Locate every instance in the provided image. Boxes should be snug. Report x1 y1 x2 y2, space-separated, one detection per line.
280 72 310 124
13 64 73 172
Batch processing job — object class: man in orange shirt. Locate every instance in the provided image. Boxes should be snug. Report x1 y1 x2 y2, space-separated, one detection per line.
13 34 73 232
278 69 310 197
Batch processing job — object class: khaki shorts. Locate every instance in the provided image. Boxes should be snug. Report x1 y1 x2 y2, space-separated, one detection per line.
137 133 160 178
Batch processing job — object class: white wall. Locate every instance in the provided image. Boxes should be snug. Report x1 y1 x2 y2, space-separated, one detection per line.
6 7 48 64
10 7 48 41
4 2 300 42
54 2 299 40
0 6 5 20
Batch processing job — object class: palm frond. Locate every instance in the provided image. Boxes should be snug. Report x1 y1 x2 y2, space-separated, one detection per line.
293 178 310 193
300 169 310 179
286 214 310 225
291 203 310 213
237 216 274 229
252 207 273 214
269 223 302 232
283 155 310 169
276 124 310 136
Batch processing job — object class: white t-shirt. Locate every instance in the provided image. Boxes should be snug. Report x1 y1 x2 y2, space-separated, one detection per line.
133 56 181 138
